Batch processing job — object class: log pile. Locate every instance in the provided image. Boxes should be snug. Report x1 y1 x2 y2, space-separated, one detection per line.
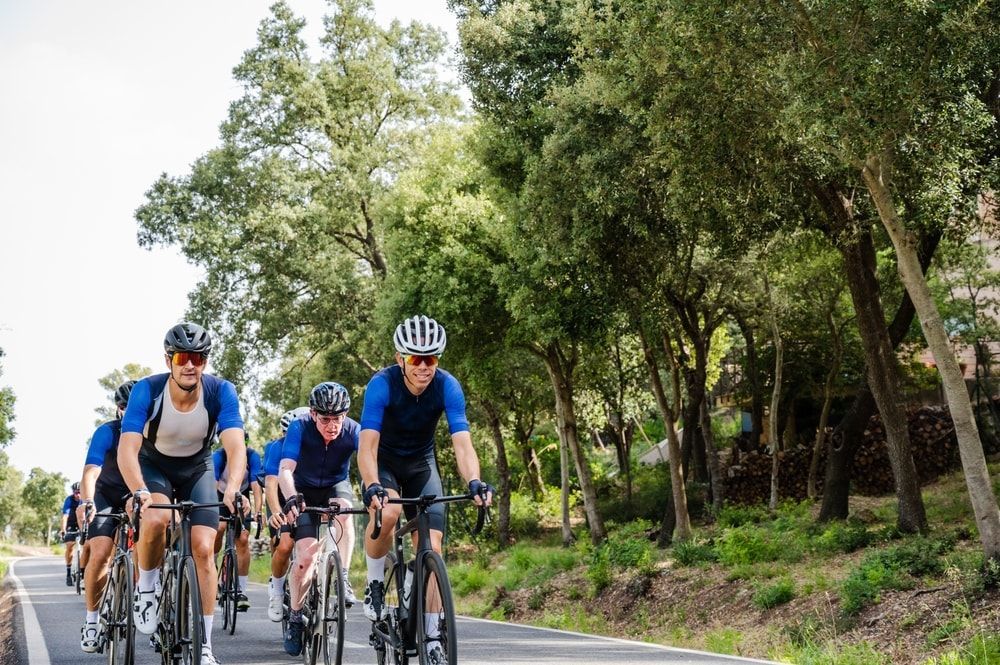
723 405 959 505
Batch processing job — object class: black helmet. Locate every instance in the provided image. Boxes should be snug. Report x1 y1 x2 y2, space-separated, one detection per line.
309 382 350 416
164 322 212 355
71 482 80 492
114 380 137 409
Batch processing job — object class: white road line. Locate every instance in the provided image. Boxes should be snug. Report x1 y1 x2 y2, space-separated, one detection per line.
459 615 782 664
9 558 53 665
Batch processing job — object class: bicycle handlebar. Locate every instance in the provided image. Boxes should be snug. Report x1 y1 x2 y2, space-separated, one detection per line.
369 492 491 540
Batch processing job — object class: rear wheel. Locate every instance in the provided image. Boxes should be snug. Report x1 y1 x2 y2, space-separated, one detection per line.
220 549 237 634
302 583 319 665
322 552 346 665
415 552 456 665
177 558 203 665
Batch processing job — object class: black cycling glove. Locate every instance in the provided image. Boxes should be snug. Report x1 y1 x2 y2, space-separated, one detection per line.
468 479 495 498
363 483 387 508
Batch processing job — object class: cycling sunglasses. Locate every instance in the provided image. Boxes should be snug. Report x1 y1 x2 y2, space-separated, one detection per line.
403 354 439 367
170 351 208 367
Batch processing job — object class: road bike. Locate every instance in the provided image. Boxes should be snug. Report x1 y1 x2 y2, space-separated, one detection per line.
369 493 487 665
94 507 138 665
216 494 244 635
147 499 225 665
297 502 367 665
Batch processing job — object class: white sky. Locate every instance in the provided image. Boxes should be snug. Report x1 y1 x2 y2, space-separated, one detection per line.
0 0 460 487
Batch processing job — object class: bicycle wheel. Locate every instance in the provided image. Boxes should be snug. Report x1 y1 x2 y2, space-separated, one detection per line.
322 551 346 665
382 554 409 665
107 554 135 665
415 552 456 665
157 564 175 665
302 583 319 665
176 557 203 665
74 546 82 595
220 549 237 634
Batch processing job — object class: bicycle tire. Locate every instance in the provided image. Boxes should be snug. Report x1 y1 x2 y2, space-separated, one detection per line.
322 551 346 665
383 554 409 665
107 554 135 665
74 546 82 595
157 563 175 665
221 549 237 634
415 552 456 665
302 582 319 665
177 557 203 665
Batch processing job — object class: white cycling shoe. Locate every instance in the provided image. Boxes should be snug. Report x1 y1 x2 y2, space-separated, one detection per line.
133 588 159 635
80 622 99 653
267 591 284 622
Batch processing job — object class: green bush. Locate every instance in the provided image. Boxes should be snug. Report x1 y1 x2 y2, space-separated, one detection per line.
752 577 796 609
452 564 490 595
672 539 718 566
715 525 785 566
923 634 1000 665
716 503 769 528
586 547 612 596
509 491 542 538
840 554 908 615
605 520 655 571
815 521 872 555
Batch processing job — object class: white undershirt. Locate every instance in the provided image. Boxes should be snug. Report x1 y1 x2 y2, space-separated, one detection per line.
144 387 210 457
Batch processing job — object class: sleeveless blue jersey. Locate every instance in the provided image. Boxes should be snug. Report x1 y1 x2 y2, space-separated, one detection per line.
359 366 469 457
280 416 359 489
85 419 128 495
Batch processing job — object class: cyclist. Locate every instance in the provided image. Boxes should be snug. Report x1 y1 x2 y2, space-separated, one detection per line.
212 433 262 612
77 380 137 652
60 482 84 586
262 406 308 622
358 315 494 660
279 382 359 656
118 322 246 665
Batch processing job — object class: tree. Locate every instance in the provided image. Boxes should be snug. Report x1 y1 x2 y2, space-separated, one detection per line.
20 467 68 542
136 0 460 388
93 363 152 424
0 347 16 448
0 451 23 537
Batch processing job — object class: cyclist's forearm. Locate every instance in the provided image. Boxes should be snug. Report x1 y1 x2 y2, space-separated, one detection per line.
220 429 246 495
81 465 101 501
265 476 282 514
60 515 68 531
252 484 263 513
278 466 297 500
117 433 146 492
452 431 481 485
358 429 380 487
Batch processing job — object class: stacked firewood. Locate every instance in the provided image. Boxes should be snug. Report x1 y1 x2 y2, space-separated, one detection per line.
722 406 959 505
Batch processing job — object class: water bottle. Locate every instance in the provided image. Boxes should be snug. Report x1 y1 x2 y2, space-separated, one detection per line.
402 561 414 606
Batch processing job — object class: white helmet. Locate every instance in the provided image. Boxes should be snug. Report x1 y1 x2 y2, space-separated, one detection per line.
393 315 447 356
279 406 311 433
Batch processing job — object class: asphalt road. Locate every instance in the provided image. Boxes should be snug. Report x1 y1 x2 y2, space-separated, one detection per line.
8 556 778 665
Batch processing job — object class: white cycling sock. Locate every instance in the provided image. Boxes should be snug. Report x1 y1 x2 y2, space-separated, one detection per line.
202 615 213 649
86 610 99 624
239 575 248 592
270 575 285 595
424 612 442 639
137 567 158 593
366 555 385 584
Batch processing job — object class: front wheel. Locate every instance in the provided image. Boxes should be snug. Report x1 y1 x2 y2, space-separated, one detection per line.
73 546 83 595
322 552 346 665
107 554 135 665
382 554 408 665
220 549 237 634
415 552 456 665
177 557 203 665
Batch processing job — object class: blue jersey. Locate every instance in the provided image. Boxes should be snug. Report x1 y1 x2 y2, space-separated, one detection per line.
121 373 243 458
359 366 469 457
262 438 284 479
85 419 128 495
212 448 262 493
280 416 359 489
62 495 81 529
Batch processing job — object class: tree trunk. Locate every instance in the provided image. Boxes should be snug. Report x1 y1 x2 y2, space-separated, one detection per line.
767 279 784 511
539 342 607 545
482 402 512 548
809 309 842 500
701 398 724 511
558 423 573 546
735 312 765 450
864 156 1000 556
638 327 692 544
516 433 545 501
